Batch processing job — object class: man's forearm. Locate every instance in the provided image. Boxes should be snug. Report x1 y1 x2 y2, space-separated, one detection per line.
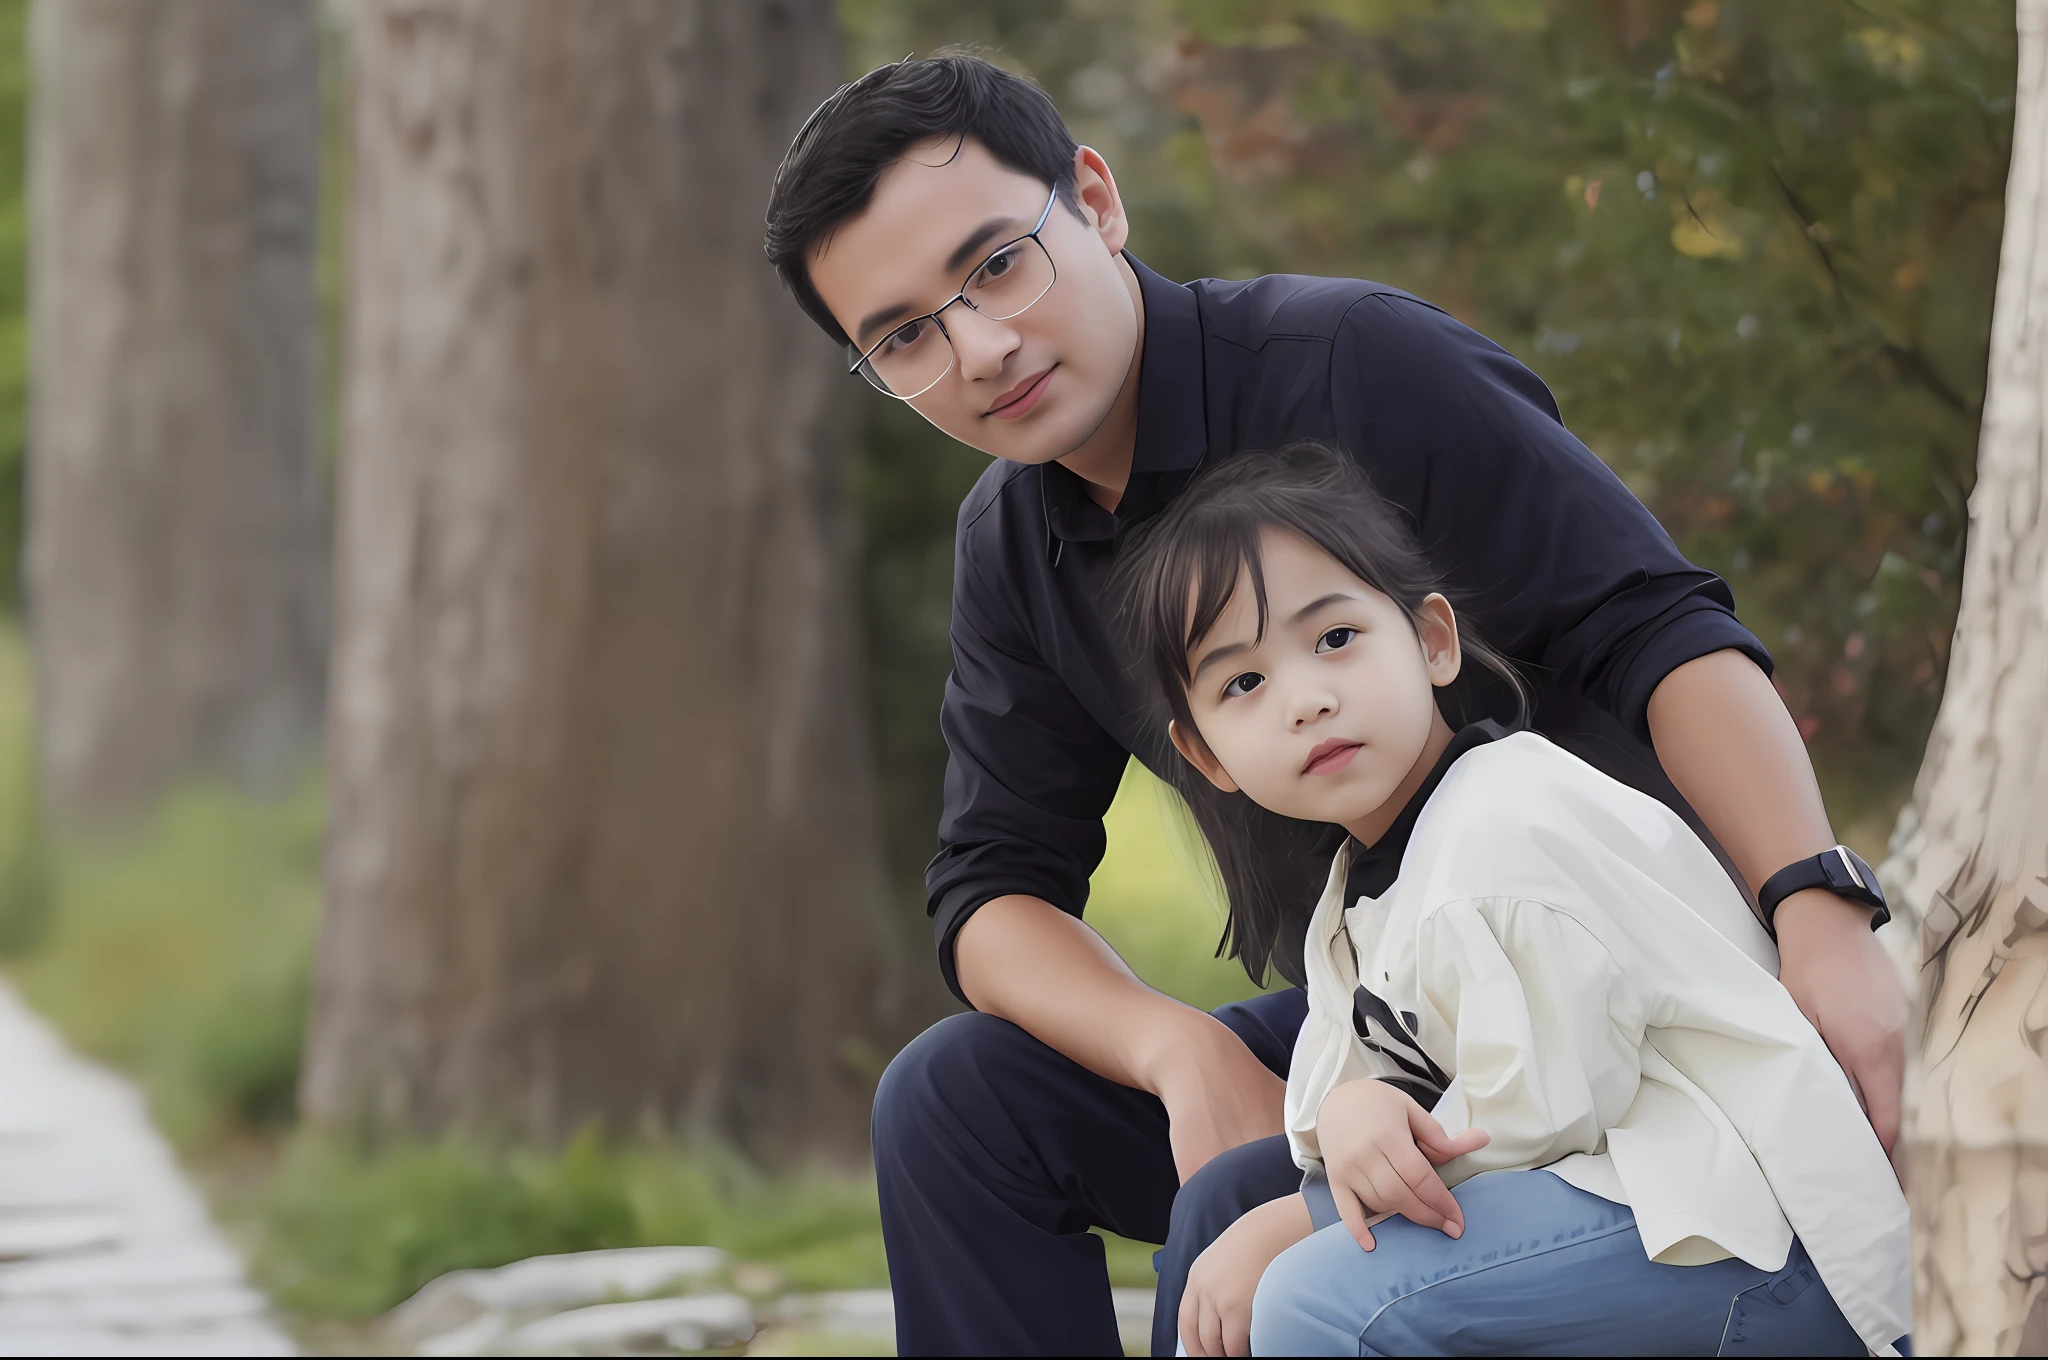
952 893 1219 1093
1645 649 1862 933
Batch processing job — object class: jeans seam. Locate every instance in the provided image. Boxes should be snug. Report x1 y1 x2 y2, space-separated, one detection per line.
1353 1217 1642 1349
1716 1289 1743 1356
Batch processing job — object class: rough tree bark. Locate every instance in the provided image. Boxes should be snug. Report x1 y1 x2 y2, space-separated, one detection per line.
26 0 327 832
1881 0 2048 1350
303 0 896 1162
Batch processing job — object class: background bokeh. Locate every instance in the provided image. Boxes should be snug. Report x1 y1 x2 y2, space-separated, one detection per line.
0 0 2008 1346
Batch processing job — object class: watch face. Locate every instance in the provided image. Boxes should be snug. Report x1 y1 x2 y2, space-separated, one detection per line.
1825 846 1886 908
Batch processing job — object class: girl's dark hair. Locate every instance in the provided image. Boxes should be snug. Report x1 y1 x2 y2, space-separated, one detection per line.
1109 443 1529 987
764 52 1082 348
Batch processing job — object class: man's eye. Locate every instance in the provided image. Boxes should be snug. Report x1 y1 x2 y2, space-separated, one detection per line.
881 318 930 354
1222 671 1265 698
1315 627 1357 653
973 244 1023 286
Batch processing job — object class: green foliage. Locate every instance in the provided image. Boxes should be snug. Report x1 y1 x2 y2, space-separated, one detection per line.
7 768 322 1146
254 1131 891 1319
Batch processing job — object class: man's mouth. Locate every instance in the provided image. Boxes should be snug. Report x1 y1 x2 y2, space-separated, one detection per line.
1302 739 1363 775
986 366 1055 419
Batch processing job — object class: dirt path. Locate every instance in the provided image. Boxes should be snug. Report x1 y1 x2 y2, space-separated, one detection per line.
0 979 294 1356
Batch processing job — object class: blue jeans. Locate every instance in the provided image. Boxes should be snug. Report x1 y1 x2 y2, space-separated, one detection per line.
1249 1169 1878 1356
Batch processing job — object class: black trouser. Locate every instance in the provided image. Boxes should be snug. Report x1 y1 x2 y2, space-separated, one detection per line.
872 987 1309 1356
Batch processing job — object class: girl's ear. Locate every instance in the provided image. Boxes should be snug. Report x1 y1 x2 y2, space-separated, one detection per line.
1416 593 1463 688
1168 718 1240 794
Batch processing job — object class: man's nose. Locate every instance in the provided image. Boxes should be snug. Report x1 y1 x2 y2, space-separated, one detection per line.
947 305 1020 383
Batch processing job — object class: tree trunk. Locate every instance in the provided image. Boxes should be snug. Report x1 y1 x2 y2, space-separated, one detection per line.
303 0 895 1162
1883 0 2048 1350
26 0 327 832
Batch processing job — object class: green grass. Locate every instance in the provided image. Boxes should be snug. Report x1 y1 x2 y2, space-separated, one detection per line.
0 603 1243 1317
1089 760 1269 1014
9 778 323 1148
254 1131 892 1317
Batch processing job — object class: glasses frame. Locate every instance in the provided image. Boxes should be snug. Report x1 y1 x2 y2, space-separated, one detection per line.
847 187 1061 401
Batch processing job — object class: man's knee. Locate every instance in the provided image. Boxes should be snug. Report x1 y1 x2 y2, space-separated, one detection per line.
1167 1136 1300 1251
872 1011 1029 1155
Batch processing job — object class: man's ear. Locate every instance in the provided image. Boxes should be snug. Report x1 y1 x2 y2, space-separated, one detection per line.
1417 593 1464 688
1168 718 1240 794
1071 146 1129 255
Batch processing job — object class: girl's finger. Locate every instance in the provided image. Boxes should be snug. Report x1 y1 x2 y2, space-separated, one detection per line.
1333 1180 1378 1252
1179 1283 1203 1356
1364 1151 1452 1235
1387 1143 1464 1237
1416 1125 1492 1164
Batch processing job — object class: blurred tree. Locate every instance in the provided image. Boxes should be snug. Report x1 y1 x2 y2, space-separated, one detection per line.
26 0 327 832
305 0 903 1162
843 1 2011 855
1882 0 2048 1349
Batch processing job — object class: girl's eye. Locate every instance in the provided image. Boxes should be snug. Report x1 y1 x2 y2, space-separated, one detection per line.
1316 626 1357 653
1222 671 1265 698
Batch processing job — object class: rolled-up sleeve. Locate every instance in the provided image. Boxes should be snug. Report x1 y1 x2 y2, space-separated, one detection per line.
1331 295 1770 740
924 513 1129 1006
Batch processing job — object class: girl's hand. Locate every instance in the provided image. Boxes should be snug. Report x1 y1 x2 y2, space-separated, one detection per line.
1179 1194 1313 1357
1317 1078 1491 1249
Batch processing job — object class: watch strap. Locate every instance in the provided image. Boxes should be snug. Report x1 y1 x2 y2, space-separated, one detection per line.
1759 846 1890 933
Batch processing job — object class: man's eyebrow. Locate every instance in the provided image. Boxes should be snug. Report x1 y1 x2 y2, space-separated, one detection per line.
1190 639 1252 685
854 301 914 348
853 214 1030 348
945 214 1025 274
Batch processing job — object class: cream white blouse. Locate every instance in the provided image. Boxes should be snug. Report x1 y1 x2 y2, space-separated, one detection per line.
1284 731 1910 1354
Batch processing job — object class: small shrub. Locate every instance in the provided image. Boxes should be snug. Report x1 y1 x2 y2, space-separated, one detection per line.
254 1130 888 1319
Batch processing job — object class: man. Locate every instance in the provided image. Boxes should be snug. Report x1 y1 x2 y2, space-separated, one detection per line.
764 54 1904 1357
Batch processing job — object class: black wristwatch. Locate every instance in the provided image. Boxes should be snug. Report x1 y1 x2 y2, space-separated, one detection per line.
1758 845 1890 934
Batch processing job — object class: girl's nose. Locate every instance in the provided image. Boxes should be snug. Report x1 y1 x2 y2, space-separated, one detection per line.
1290 690 1338 728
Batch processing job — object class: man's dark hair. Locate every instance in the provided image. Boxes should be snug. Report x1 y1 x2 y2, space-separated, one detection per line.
1109 443 1529 986
764 53 1081 349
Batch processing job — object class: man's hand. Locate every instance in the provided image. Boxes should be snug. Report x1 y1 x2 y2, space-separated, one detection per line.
1775 886 1907 1153
1179 1194 1312 1358
1318 1078 1490 1249
1148 1011 1287 1183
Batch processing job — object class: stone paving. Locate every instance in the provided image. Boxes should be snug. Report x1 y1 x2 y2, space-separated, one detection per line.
0 979 294 1356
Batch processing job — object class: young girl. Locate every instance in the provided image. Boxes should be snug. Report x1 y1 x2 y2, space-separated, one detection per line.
1109 444 1909 1357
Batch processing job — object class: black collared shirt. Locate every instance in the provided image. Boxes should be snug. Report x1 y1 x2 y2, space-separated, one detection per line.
927 258 1767 1003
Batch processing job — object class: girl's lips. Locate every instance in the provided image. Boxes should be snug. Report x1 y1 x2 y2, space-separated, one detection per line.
1303 740 1362 775
988 367 1054 419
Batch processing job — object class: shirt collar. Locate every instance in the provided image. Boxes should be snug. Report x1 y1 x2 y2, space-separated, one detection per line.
1127 254 1208 478
1038 254 1209 554
1345 721 1512 902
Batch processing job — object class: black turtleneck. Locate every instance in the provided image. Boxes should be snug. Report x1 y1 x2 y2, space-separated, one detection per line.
1344 720 1511 904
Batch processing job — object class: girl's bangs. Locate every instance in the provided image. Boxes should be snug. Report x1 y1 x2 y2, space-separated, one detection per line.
1168 515 1270 682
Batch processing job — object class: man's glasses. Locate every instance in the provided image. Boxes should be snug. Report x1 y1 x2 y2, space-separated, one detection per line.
847 188 1060 401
